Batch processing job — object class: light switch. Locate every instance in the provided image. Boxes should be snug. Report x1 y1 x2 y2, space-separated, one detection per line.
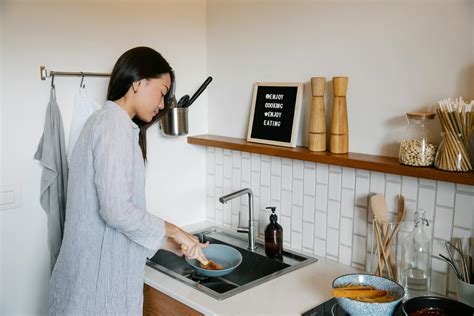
0 184 22 211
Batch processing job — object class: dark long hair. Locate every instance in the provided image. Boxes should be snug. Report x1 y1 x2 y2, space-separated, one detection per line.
107 46 175 161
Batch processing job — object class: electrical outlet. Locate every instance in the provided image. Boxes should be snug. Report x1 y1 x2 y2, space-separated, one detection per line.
0 184 22 211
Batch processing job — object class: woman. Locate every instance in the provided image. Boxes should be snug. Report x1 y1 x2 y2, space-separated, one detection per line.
49 47 208 315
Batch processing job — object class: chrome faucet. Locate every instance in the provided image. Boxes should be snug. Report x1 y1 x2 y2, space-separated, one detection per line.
219 188 257 250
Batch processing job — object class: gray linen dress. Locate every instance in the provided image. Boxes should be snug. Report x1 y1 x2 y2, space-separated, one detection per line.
49 101 165 315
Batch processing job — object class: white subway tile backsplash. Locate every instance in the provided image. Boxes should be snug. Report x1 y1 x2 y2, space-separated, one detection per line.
261 154 271 162
207 197 215 220
354 207 368 236
259 186 270 212
453 193 474 230
270 175 281 201
339 245 352 265
456 184 474 193
314 238 326 257
418 187 436 221
355 177 370 207
342 167 355 189
215 148 223 164
433 206 453 241
437 182 455 208
223 178 231 198
260 161 270 187
430 271 447 296
303 222 314 250
271 156 281 176
207 174 215 198
223 199 232 226
232 168 241 191
316 184 328 212
293 160 304 180
327 200 340 229
304 167 316 196
329 172 342 201
317 163 329 184
251 171 260 196
327 228 339 257
224 154 232 178
207 146 474 297
341 188 355 218
215 164 223 187
241 157 250 183
352 235 366 265
370 171 385 194
402 176 418 201
329 165 341 173
291 231 302 251
207 149 215 175
340 217 353 246
292 179 304 207
314 211 327 239
280 215 291 243
291 206 303 232
386 174 401 183
419 179 436 187
282 164 292 191
356 169 370 177
385 181 401 213
215 209 224 226
432 257 448 273
303 195 315 223
280 189 292 216
232 150 240 168
251 153 261 171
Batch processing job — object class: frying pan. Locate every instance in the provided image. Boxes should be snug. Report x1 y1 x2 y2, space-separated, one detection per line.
185 244 242 277
402 296 474 315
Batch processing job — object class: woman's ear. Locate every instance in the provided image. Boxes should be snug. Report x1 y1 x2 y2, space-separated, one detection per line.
131 81 142 93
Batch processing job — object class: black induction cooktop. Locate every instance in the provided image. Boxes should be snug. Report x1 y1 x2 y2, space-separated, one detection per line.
302 298 403 316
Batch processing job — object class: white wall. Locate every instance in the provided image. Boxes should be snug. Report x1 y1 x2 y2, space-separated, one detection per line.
207 0 474 156
0 1 207 315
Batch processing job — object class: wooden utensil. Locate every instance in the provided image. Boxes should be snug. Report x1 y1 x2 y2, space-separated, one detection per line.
309 77 326 152
370 194 393 278
382 195 405 281
330 76 349 154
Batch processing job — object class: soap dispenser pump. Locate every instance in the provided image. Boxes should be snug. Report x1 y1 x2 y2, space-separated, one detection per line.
264 206 283 259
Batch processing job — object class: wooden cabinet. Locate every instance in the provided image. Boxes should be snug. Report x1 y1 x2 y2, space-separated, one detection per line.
143 284 203 316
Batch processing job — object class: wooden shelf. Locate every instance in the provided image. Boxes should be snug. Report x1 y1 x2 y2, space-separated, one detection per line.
188 134 474 185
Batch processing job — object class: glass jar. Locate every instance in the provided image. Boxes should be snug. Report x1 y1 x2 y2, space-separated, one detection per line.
399 211 431 298
434 132 473 172
399 112 437 167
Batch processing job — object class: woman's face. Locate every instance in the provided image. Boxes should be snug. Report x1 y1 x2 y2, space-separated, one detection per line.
133 73 171 122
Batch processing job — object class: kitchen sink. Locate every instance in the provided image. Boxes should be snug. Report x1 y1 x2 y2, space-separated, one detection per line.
146 226 317 300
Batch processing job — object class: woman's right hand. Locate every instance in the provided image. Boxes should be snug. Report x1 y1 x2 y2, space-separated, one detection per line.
165 222 209 264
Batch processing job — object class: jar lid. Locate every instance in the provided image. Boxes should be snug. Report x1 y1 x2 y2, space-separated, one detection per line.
406 112 436 120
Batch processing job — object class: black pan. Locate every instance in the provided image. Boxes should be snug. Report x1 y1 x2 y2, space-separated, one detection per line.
402 296 473 316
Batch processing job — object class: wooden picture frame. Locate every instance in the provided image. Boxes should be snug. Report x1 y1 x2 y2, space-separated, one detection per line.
247 82 304 148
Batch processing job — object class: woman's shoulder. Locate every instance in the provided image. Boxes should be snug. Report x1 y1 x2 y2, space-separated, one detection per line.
89 103 134 130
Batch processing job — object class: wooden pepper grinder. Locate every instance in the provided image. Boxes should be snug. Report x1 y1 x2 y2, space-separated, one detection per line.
309 77 326 152
330 76 349 154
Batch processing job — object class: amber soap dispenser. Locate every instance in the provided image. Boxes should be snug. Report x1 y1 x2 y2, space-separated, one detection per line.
264 206 283 259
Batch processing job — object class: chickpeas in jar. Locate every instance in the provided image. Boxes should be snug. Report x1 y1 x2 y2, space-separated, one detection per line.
399 112 437 167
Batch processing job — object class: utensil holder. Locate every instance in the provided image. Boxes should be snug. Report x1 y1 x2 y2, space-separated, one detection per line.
370 218 404 281
457 278 474 307
160 107 189 136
